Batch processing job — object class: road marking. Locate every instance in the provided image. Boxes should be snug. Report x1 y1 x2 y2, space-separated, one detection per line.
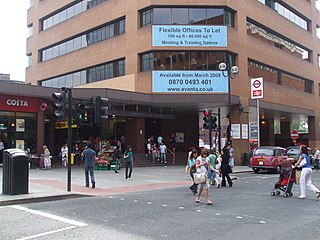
16 226 77 240
162 204 167 207
120 198 124 201
179 207 184 209
236 216 243 219
133 200 138 203
259 221 267 224
147 202 152 205
10 205 87 227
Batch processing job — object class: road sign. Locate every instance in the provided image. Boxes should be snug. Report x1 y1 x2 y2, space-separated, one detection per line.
251 77 264 99
291 130 299 139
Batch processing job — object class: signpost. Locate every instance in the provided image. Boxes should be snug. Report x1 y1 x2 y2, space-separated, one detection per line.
251 77 264 147
291 130 299 140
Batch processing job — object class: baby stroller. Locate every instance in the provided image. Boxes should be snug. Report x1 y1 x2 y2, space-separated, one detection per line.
271 168 296 197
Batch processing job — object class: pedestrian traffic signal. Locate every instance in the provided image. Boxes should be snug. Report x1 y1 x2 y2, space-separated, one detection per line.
52 91 66 121
75 103 85 123
95 96 109 124
211 115 218 129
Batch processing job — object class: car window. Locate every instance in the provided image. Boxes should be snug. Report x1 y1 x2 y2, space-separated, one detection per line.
287 149 299 155
254 149 274 156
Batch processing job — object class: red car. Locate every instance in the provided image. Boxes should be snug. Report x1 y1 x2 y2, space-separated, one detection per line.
250 146 295 173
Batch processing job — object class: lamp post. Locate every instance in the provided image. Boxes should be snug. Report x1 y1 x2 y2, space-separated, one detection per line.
218 62 239 144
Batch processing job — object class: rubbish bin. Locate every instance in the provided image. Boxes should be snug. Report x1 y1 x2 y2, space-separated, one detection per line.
2 148 29 195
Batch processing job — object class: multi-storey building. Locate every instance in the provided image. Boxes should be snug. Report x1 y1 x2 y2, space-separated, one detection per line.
24 0 320 164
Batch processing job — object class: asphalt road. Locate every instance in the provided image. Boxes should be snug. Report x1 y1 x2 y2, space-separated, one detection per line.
2 171 320 240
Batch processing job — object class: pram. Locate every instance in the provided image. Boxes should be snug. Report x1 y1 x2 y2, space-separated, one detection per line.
271 168 296 197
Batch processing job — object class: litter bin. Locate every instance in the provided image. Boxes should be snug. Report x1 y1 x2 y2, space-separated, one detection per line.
2 148 29 195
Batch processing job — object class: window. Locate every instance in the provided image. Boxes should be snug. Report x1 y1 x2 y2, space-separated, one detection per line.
40 59 125 88
141 9 153 26
141 52 154 71
27 23 33 38
40 18 125 62
27 54 32 67
305 80 313 94
172 8 189 24
153 8 171 25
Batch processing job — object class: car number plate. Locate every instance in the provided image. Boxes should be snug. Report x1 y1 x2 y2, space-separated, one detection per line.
258 158 264 161
259 161 263 165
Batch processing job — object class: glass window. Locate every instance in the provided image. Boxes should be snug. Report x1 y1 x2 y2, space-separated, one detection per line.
58 76 66 87
207 9 224 25
73 72 81 87
59 42 67 55
66 40 74 53
60 10 67 22
66 6 75 18
141 9 153 26
189 8 206 24
28 24 33 38
74 36 82 50
27 54 32 67
153 8 171 24
172 8 189 24
119 19 125 33
224 10 234 27
141 52 154 71
65 74 73 87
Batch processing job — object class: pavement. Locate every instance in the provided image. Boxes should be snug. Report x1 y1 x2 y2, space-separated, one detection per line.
0 164 252 206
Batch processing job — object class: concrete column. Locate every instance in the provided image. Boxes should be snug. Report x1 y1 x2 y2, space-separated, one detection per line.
308 116 317 149
36 110 45 155
125 117 145 153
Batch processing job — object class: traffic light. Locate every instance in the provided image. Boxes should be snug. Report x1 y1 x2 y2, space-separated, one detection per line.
211 115 218 129
52 91 66 121
75 103 85 123
95 96 109 124
203 109 211 129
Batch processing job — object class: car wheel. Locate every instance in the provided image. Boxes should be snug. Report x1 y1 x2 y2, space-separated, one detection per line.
253 168 260 173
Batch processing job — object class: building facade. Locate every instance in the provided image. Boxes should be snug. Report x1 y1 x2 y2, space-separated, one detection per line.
25 0 320 164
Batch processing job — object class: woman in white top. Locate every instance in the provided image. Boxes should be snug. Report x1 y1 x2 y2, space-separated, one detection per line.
195 148 213 205
43 145 51 170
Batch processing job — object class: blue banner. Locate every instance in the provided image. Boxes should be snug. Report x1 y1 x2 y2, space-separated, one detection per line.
152 71 228 93
152 25 227 47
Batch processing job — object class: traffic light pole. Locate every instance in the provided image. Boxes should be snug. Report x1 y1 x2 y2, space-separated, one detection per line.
218 108 221 153
67 88 72 192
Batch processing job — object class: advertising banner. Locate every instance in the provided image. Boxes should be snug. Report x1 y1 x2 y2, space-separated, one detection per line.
152 25 227 47
152 71 228 93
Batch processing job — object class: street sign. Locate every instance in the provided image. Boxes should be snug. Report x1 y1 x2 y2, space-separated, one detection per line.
291 130 299 140
251 77 264 99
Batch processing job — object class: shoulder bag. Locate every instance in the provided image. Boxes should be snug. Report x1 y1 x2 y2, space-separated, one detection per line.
194 172 207 184
298 157 307 168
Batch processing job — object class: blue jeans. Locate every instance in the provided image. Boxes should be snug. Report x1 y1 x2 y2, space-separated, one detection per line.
208 168 216 181
85 165 95 186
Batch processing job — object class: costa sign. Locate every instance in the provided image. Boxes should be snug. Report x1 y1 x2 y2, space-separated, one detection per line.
6 99 29 107
0 95 39 113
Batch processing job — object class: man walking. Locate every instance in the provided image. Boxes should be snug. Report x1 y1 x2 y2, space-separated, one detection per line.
314 147 320 169
113 145 121 173
159 143 167 164
82 144 96 188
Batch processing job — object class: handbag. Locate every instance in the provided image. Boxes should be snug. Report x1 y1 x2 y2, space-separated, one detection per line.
194 172 207 184
298 157 307 167
185 165 190 174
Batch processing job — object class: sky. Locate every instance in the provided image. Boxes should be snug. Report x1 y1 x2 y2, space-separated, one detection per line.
0 2 29 82
0 2 319 83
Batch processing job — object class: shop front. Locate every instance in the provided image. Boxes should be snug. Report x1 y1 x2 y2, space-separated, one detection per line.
0 94 40 155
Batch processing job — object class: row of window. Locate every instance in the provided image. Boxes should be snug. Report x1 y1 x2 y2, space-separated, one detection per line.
41 59 125 88
248 59 313 94
257 0 309 30
41 18 125 62
247 20 310 61
140 51 235 72
141 7 234 27
41 0 107 30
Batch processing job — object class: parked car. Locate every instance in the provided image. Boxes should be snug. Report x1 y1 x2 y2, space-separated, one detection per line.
286 146 315 167
249 146 295 173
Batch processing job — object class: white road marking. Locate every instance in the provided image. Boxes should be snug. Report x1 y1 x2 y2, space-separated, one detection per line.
16 226 77 240
259 221 267 224
196 210 202 212
10 205 87 227
147 202 152 205
133 200 138 203
162 204 167 207
120 198 124 201
216 213 221 215
179 207 184 209
236 216 243 219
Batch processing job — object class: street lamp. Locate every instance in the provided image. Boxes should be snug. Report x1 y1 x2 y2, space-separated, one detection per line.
218 62 239 143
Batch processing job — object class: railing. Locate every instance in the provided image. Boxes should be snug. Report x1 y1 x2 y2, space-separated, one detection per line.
167 148 176 165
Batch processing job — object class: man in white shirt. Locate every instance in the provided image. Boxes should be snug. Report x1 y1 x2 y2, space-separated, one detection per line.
61 144 68 166
159 143 167 164
314 147 320 169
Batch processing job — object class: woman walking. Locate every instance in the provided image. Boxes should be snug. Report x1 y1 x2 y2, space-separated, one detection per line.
124 146 133 180
195 148 213 205
294 145 320 199
220 147 233 187
188 149 198 195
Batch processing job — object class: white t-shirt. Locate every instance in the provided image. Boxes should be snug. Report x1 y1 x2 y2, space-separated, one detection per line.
159 144 167 154
314 149 320 159
61 146 68 158
196 156 209 174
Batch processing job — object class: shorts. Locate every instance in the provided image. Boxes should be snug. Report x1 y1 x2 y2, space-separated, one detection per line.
197 181 209 190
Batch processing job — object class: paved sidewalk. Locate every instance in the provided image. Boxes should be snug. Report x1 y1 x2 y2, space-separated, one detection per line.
0 165 252 206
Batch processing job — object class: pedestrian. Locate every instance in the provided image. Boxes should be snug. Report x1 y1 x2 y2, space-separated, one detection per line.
113 145 121 173
74 144 81 166
82 144 96 188
159 143 167 164
220 147 233 187
208 149 220 188
226 142 235 170
294 145 320 199
188 149 198 195
195 148 213 205
60 143 68 166
313 147 320 169
43 145 51 170
124 146 133 180
151 144 158 163
146 139 152 157
157 135 163 145
170 133 176 152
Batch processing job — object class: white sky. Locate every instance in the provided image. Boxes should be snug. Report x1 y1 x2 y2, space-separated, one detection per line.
0 2 29 82
0 2 319 83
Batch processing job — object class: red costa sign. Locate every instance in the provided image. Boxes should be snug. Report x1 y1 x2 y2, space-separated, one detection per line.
0 95 39 113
